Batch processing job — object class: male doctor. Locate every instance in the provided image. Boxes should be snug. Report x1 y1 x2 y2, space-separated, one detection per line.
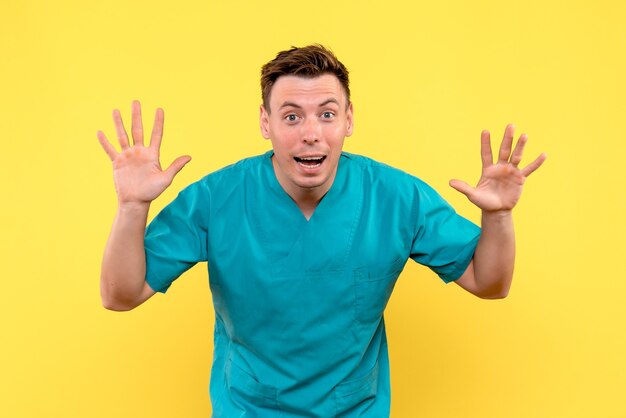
98 45 545 417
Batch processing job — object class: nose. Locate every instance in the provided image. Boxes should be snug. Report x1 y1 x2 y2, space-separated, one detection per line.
301 117 320 144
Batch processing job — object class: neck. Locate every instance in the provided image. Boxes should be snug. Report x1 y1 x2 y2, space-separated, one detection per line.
293 193 323 220
283 184 330 221
271 156 337 220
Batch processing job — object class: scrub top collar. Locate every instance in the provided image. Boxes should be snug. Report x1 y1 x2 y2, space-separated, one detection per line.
254 150 364 272
262 150 352 223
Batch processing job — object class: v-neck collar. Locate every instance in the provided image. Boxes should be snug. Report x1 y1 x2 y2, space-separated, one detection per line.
263 150 345 223
250 151 364 272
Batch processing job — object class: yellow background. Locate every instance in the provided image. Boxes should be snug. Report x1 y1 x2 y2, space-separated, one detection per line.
1 0 624 417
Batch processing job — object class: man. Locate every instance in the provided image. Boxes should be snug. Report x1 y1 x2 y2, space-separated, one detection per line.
98 45 545 417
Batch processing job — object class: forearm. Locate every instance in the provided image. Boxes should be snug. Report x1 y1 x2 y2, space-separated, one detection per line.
100 203 151 310
472 210 515 298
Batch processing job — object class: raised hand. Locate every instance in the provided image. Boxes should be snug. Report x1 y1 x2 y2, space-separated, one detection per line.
97 101 191 206
449 124 546 212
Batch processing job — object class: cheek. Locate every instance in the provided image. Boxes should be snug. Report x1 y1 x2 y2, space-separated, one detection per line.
325 123 347 139
271 124 296 140
326 129 346 148
271 137 296 160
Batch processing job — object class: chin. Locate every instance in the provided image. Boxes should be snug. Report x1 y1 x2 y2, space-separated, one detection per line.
294 178 327 191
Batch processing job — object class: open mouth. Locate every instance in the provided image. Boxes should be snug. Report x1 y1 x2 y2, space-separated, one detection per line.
294 155 326 169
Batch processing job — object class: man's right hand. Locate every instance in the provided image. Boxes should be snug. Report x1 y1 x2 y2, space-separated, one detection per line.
98 100 189 311
97 100 191 206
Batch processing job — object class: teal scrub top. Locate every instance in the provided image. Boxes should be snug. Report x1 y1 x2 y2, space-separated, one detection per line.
144 151 480 417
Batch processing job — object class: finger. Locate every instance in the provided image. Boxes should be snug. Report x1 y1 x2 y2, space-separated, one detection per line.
97 131 118 161
449 179 474 197
113 109 130 149
498 123 515 163
510 134 528 167
150 108 164 151
131 100 144 146
164 155 192 180
521 152 547 177
480 130 493 168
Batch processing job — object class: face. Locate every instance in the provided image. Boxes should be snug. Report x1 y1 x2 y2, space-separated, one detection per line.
260 74 354 202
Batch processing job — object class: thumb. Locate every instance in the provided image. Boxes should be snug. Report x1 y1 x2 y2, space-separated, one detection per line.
449 179 473 197
164 155 192 180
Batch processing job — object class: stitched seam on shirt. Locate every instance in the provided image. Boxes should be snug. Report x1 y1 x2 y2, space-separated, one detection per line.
340 161 364 265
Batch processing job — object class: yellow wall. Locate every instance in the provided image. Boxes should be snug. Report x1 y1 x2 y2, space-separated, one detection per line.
1 1 624 417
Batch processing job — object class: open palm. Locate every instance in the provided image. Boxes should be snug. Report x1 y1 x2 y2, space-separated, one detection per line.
97 101 191 205
450 125 546 212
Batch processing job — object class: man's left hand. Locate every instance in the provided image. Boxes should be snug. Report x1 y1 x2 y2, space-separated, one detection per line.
449 124 546 212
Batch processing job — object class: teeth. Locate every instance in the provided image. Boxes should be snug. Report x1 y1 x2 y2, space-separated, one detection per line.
297 161 322 168
294 155 325 169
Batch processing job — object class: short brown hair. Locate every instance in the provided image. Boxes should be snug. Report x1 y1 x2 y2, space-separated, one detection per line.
260 44 350 112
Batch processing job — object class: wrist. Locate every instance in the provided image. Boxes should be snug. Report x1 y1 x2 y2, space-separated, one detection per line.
481 209 513 223
117 201 151 215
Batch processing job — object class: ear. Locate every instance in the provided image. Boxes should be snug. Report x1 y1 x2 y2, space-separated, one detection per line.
345 102 354 137
260 105 271 139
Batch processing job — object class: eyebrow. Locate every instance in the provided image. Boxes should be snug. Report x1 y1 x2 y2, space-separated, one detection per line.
278 98 340 110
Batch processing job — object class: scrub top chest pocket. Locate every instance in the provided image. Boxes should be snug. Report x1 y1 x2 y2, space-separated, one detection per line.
353 258 406 325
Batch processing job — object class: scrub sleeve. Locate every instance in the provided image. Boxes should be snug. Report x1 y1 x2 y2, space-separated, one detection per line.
409 178 481 283
144 181 210 293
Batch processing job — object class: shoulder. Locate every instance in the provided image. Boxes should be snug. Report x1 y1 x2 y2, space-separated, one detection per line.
341 152 451 218
205 152 269 182
341 152 431 192
183 152 270 193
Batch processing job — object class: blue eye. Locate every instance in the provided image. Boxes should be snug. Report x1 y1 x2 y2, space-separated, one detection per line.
285 114 298 122
322 112 334 119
